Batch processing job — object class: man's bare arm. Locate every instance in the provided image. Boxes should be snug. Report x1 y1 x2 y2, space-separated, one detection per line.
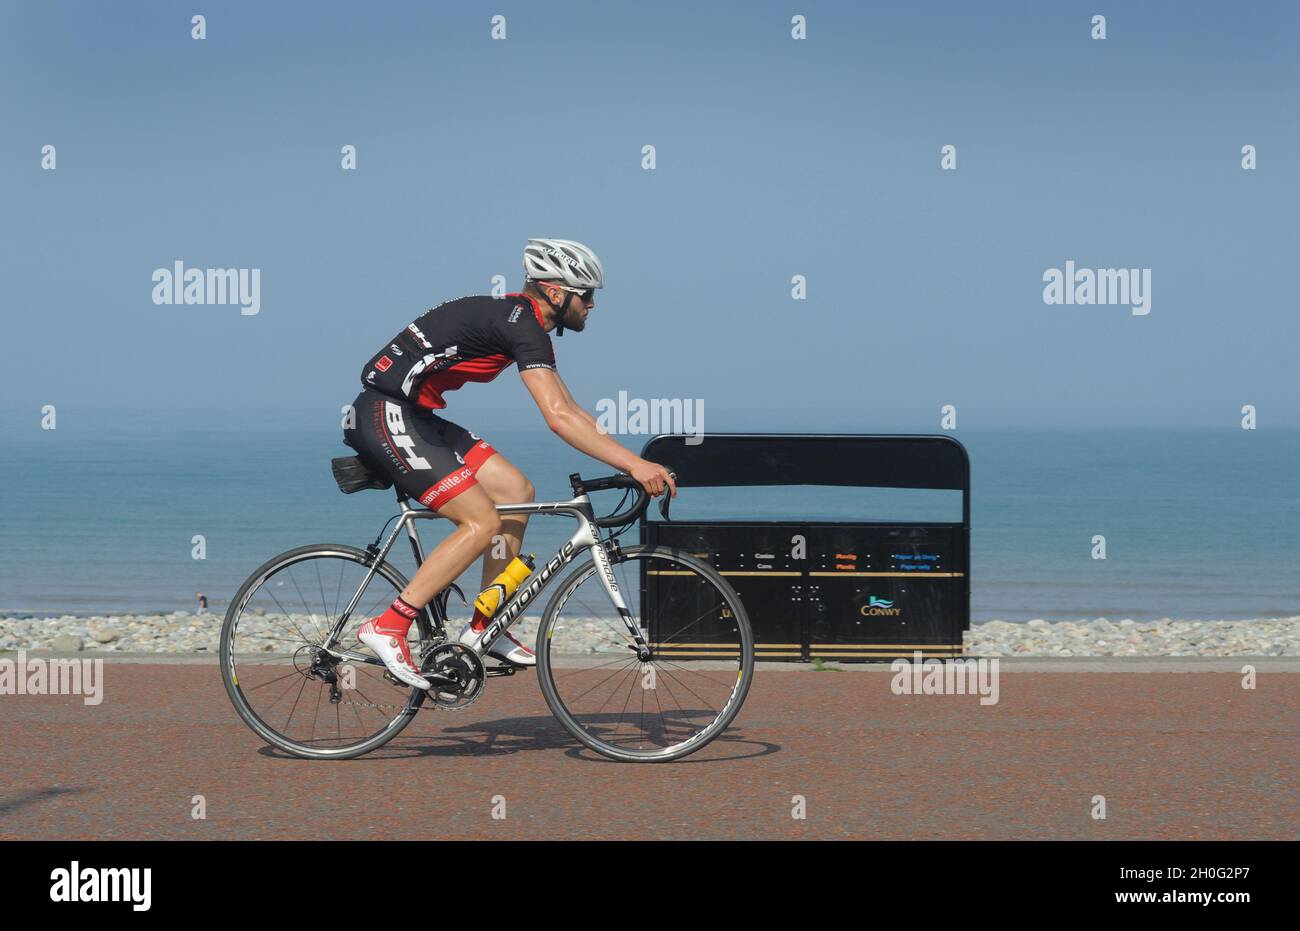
519 368 676 496
556 374 600 430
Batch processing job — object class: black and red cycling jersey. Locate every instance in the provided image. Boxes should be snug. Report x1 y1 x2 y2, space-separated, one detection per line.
359 293 555 410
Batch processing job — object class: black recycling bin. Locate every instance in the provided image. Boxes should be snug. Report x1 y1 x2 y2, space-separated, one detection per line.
638 434 970 662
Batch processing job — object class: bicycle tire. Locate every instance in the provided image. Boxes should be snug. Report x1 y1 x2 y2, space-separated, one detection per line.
219 544 432 760
535 545 754 762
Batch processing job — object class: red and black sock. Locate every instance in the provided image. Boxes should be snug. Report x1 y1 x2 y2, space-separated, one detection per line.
372 596 420 636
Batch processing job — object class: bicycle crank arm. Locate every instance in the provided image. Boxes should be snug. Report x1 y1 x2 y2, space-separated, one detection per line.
379 670 461 690
426 670 467 686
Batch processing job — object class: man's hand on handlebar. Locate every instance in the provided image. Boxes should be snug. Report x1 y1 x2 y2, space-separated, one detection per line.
629 459 677 498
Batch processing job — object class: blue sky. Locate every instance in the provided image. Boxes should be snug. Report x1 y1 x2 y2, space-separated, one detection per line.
2 0 1297 429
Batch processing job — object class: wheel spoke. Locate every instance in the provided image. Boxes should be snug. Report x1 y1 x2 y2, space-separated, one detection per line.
539 547 752 761
223 550 421 758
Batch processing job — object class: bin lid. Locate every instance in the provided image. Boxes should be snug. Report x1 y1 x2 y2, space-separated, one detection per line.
639 433 968 491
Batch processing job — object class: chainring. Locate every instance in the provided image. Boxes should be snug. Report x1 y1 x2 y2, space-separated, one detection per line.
420 642 486 711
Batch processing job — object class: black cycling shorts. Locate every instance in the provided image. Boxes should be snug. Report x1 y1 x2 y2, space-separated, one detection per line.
344 389 497 511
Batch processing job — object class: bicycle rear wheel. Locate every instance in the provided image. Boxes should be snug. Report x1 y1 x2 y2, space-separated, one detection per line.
219 544 435 760
535 545 753 762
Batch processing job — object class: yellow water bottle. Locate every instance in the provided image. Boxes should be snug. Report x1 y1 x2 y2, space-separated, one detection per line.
474 554 535 618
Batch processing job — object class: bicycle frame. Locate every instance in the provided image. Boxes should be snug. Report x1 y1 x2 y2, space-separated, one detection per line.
321 489 650 665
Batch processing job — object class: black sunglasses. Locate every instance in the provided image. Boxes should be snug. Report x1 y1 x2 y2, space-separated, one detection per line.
553 284 595 302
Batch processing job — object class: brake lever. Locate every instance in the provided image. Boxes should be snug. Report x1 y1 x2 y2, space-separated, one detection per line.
658 471 676 522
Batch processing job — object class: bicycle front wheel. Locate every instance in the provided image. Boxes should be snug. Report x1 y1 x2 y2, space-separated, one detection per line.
536 545 753 762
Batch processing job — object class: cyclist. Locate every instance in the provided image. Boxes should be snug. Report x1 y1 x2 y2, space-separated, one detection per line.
343 239 677 689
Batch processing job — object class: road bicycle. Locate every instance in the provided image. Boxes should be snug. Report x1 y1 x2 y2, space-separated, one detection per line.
219 458 754 762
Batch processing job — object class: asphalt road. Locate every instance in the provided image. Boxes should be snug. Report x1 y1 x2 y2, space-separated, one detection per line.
2 657 1296 839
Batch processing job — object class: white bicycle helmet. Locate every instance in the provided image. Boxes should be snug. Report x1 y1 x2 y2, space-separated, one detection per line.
523 238 604 289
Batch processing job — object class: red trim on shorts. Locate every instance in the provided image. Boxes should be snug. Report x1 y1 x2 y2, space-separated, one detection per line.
418 466 477 511
464 440 497 471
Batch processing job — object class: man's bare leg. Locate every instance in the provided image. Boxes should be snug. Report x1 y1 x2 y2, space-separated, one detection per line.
398 485 502 607
471 454 536 590
357 485 501 688
447 456 539 665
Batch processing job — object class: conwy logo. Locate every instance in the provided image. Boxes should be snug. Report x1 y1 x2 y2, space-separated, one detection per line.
860 596 902 617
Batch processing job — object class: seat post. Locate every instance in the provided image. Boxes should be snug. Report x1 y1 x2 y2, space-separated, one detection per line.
397 493 427 568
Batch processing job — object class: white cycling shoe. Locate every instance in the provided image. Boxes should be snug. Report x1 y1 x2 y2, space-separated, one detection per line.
459 623 536 667
357 619 431 689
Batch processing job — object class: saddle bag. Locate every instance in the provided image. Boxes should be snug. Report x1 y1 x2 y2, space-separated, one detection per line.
331 456 393 494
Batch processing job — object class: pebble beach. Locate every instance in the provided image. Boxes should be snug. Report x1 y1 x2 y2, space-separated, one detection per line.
1 613 1297 657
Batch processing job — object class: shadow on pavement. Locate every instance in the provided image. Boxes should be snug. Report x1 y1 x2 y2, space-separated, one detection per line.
0 785 90 816
253 713 778 763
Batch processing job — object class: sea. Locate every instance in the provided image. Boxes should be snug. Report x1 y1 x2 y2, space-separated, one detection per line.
2 410 1297 623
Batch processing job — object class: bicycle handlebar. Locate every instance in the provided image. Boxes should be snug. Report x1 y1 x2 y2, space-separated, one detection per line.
570 471 675 528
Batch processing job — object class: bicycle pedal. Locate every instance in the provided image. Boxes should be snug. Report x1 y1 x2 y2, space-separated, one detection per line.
485 664 520 678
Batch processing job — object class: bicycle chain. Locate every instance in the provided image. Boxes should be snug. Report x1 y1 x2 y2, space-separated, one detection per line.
319 636 513 713
340 695 470 713
338 647 491 713
337 671 481 713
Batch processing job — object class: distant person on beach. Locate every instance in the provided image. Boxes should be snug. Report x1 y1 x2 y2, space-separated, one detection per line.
343 239 676 689
195 592 208 613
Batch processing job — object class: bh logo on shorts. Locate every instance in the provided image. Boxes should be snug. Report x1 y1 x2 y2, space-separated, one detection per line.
384 402 431 470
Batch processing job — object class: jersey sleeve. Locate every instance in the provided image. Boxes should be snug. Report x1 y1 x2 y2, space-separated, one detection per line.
502 305 556 372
